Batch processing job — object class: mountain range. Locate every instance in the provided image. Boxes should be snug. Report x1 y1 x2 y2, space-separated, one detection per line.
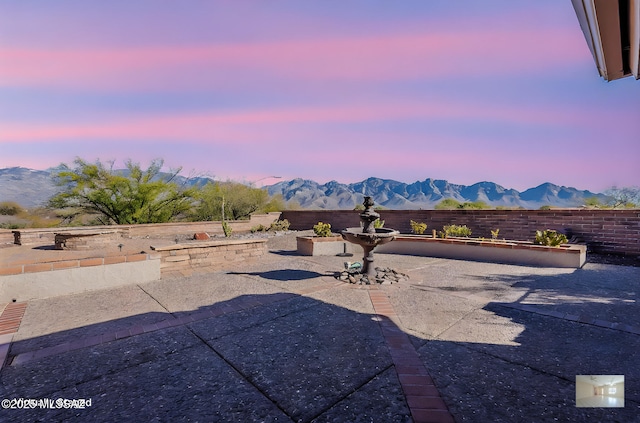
266 177 608 209
0 167 607 210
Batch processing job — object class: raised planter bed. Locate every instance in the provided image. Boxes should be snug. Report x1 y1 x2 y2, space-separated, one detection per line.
296 235 363 256
375 235 586 268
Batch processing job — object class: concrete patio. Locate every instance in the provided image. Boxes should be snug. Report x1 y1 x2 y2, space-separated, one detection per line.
0 233 639 422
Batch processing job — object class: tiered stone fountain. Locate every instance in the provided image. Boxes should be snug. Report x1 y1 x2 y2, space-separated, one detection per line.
340 197 402 283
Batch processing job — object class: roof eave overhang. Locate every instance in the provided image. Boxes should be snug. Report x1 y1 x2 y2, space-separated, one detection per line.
571 0 639 81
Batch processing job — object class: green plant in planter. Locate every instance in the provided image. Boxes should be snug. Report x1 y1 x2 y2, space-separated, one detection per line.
491 228 500 241
373 218 385 229
250 224 267 233
270 219 290 231
534 230 568 247
410 220 427 235
313 221 333 237
441 224 472 238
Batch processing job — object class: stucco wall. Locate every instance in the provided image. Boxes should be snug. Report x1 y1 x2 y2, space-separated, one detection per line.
0 257 160 303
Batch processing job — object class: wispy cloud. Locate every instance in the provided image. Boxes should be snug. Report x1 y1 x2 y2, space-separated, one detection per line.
0 25 588 93
1 94 633 146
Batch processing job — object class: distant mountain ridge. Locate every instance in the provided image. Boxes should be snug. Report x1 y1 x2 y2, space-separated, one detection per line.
0 167 607 209
267 177 608 210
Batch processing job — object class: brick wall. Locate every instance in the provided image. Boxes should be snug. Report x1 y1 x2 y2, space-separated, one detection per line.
280 209 640 256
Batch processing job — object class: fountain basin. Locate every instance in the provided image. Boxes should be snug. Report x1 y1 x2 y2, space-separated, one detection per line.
341 228 399 247
341 227 399 278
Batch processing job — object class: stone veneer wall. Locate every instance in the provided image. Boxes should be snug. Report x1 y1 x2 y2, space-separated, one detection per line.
151 239 268 278
280 209 640 256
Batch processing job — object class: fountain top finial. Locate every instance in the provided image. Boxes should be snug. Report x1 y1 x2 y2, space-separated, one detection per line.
363 196 374 208
360 196 380 234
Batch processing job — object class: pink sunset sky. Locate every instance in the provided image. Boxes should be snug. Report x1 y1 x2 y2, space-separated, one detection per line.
1 1 638 192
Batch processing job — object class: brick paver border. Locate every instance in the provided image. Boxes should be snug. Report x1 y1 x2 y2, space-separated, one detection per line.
0 302 28 369
368 288 455 423
0 302 27 336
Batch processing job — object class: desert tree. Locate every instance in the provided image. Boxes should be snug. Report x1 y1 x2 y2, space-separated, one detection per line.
49 158 197 225
190 181 271 221
604 186 640 208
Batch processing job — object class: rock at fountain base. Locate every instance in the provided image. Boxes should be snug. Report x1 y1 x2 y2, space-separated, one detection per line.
335 267 409 285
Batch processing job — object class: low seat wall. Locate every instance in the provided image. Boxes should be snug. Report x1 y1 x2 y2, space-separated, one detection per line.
11 229 57 246
151 239 268 277
376 236 586 268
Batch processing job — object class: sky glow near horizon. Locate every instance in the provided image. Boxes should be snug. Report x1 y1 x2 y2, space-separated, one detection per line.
1 1 638 192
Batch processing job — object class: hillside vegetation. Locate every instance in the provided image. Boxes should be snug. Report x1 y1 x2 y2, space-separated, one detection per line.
1 159 638 228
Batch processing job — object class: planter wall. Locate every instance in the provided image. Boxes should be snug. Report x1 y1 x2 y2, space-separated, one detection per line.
376 236 586 268
296 236 364 256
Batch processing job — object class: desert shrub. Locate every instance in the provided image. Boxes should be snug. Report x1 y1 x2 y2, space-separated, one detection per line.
373 218 384 229
410 220 427 235
0 222 26 229
441 224 472 238
313 222 332 237
270 219 290 231
460 201 490 209
0 201 23 216
250 224 267 233
534 230 567 247
435 198 462 210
